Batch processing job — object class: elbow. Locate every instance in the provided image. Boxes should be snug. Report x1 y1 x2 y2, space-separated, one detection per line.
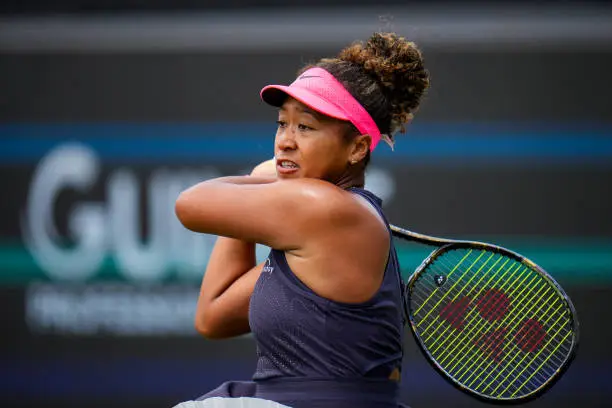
194 310 227 340
175 191 199 232
194 321 220 340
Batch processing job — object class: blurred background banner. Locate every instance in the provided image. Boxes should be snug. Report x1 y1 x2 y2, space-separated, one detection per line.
1 1 611 408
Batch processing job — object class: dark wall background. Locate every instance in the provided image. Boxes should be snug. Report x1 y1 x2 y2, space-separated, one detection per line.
1 3 611 408
2 0 609 14
3 50 612 122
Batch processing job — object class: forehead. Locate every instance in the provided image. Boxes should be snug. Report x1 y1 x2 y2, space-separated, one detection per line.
279 97 340 124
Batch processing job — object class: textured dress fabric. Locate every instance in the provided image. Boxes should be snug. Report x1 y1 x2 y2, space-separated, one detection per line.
193 188 409 408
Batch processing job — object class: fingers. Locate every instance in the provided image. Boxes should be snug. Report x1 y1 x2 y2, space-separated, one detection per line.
250 158 277 177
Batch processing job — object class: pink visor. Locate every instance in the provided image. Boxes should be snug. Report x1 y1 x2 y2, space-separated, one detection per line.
260 67 382 151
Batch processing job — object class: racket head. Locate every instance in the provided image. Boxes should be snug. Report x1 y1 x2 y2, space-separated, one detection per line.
405 242 579 404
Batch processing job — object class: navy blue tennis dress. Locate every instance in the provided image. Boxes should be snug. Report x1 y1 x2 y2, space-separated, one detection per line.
196 188 409 408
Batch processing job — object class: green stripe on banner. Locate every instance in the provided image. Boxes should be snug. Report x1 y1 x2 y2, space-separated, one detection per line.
0 239 610 285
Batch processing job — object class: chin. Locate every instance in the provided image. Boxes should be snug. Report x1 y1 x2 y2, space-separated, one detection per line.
277 172 301 179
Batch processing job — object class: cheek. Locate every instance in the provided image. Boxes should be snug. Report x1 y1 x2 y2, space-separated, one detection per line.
301 151 328 176
303 143 347 177
297 129 349 175
273 128 283 146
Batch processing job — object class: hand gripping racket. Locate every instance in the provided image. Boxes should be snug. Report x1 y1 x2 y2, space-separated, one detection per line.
390 225 579 404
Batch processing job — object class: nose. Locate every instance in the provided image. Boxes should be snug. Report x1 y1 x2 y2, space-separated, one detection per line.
276 126 297 151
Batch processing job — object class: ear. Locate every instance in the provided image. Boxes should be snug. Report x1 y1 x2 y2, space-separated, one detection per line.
349 134 371 163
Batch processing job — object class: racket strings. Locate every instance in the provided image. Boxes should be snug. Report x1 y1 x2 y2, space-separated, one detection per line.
479 281 573 395
415 250 506 338
455 269 547 376
420 261 519 366
417 250 494 334
444 262 568 396
495 312 572 397
412 249 476 317
472 296 570 396
426 259 539 384
431 262 529 369
416 251 526 344
460 284 558 388
409 248 575 400
421 256 514 344
415 250 566 353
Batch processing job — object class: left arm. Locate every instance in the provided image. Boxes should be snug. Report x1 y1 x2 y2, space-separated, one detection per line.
191 162 278 339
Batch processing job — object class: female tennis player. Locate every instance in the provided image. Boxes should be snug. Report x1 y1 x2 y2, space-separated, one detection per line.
175 32 430 408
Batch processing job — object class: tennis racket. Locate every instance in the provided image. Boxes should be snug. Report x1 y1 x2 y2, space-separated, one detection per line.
390 224 579 404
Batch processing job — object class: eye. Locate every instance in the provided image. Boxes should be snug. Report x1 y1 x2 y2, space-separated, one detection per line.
298 123 313 131
276 120 287 129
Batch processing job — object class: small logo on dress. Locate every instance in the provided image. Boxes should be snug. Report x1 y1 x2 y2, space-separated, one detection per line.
262 258 274 274
434 275 447 287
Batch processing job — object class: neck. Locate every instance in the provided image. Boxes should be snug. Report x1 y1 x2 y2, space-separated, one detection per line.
333 164 365 190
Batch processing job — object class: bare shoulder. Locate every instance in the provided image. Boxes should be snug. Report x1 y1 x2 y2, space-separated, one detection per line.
278 178 371 223
283 182 390 303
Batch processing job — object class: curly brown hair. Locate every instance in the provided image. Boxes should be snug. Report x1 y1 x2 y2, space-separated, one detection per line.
299 32 430 148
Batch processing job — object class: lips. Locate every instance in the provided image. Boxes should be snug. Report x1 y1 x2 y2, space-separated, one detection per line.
276 159 299 175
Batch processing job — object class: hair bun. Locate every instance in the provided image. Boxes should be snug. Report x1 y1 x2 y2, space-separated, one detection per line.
338 32 430 134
